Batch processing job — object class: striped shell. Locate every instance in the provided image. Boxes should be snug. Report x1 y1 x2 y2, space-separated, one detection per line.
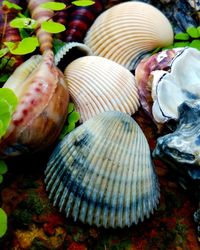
64 0 105 42
45 111 160 228
64 56 140 122
84 1 174 70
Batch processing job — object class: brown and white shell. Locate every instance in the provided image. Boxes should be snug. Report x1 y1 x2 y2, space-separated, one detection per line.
64 56 140 122
84 1 174 70
45 111 160 228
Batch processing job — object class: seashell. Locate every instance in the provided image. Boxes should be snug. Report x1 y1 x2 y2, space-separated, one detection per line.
0 50 69 158
153 101 200 180
187 0 200 11
55 42 92 71
64 56 140 122
45 111 160 228
28 0 54 53
149 47 200 125
64 0 105 43
135 48 182 122
84 1 173 70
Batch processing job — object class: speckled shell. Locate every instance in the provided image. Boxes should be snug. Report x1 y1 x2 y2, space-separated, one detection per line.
55 42 92 71
45 111 160 228
64 56 140 122
84 1 173 70
0 50 69 158
153 101 200 180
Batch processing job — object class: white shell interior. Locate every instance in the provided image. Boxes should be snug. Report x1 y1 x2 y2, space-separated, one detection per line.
151 48 200 123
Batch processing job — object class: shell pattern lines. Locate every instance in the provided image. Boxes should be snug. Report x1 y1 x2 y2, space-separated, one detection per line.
45 111 160 228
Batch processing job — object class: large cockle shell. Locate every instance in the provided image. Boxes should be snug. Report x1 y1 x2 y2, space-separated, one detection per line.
64 56 140 122
45 111 160 228
153 101 200 180
0 50 69 158
84 1 173 70
136 47 200 125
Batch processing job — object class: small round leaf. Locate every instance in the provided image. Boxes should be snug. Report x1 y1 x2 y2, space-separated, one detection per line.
40 2 66 11
0 88 18 112
0 161 8 175
72 0 95 7
189 40 200 50
174 32 190 41
173 42 190 48
67 102 75 114
186 26 200 38
3 1 22 10
0 208 7 237
68 111 80 123
5 37 39 55
10 18 38 29
41 21 66 34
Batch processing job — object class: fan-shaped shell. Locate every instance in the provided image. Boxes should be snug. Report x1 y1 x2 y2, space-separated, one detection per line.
45 111 160 228
84 1 173 70
64 56 140 122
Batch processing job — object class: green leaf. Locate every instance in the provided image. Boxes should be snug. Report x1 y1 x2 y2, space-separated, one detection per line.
0 175 3 184
2 1 22 10
197 26 200 36
40 1 66 11
59 123 76 139
0 48 9 58
4 37 39 55
0 88 18 112
19 28 30 39
68 111 80 123
173 42 190 48
0 99 12 137
41 21 66 34
189 40 200 50
67 102 75 114
53 39 66 54
0 161 8 175
174 32 190 41
72 0 95 7
0 208 7 237
0 74 11 83
10 18 38 29
186 26 200 38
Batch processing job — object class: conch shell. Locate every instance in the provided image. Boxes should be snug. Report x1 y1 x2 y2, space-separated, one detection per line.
28 0 54 53
0 50 69 158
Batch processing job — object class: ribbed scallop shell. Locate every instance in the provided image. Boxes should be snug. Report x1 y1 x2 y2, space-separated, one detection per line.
84 1 174 70
64 56 140 122
45 111 160 228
